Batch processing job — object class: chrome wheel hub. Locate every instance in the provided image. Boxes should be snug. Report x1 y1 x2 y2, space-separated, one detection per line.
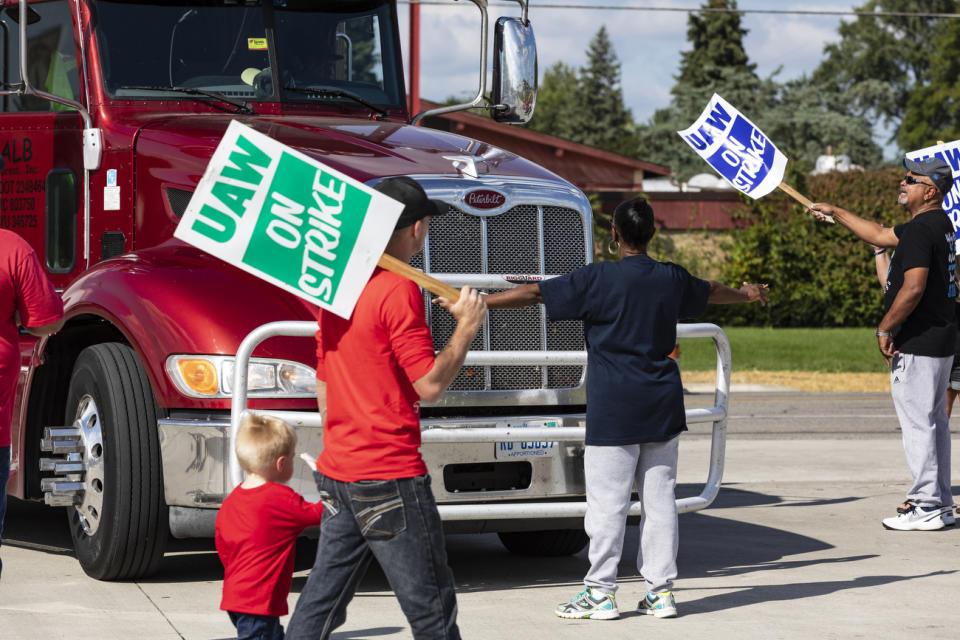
40 394 106 535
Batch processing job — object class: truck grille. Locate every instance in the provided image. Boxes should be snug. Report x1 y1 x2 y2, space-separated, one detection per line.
411 203 586 391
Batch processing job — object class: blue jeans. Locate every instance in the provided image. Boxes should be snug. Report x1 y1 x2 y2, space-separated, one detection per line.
0 446 9 578
285 473 460 640
227 612 284 640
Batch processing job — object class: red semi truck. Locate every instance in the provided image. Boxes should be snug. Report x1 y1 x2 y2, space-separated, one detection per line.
4 0 602 579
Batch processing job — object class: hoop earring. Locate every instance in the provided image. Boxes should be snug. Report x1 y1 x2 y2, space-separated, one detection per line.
607 240 619 255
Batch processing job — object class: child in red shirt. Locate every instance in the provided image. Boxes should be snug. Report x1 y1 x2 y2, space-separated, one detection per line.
215 413 323 640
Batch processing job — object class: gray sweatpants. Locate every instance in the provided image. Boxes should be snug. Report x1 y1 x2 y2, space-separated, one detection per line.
583 438 679 595
890 352 953 509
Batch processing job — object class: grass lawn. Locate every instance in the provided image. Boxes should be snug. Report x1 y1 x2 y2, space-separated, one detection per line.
678 327 890 373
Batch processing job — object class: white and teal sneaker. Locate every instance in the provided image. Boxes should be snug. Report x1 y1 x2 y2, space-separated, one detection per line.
555 587 620 620
637 590 678 618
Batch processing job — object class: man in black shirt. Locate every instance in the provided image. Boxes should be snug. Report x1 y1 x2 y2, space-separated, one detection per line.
812 157 956 531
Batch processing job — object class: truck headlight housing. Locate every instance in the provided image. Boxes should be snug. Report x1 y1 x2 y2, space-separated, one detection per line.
166 355 317 398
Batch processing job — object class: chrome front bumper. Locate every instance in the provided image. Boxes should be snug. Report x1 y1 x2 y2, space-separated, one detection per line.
158 412 591 537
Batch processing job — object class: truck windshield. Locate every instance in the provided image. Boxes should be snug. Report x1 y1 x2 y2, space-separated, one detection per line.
94 0 403 110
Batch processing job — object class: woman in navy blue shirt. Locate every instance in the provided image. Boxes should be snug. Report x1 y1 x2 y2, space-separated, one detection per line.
485 197 767 620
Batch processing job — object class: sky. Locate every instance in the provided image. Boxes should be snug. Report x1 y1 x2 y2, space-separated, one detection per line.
396 0 886 151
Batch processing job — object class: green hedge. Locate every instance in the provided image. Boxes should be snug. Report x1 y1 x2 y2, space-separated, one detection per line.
698 168 909 327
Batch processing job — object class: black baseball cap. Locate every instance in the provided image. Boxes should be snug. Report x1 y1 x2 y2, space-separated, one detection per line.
374 176 448 229
903 156 953 195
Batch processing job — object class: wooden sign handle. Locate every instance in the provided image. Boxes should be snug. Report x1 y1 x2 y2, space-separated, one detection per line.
778 181 834 224
378 253 461 302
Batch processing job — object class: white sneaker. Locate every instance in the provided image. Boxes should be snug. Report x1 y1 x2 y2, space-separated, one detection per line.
882 504 946 531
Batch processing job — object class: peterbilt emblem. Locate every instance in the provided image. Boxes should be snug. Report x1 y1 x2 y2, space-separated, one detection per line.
464 189 506 209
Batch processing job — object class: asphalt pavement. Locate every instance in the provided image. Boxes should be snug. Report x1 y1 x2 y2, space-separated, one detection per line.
2 391 959 639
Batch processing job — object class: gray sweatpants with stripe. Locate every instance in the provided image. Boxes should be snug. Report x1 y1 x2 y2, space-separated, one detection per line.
890 352 953 509
583 438 679 595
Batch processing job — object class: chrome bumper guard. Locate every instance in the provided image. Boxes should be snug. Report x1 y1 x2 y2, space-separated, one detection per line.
160 319 730 537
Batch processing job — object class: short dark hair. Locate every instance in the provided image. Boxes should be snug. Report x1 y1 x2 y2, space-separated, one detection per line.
613 197 656 248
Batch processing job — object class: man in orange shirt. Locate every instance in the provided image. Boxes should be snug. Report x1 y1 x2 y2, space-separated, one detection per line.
286 177 486 640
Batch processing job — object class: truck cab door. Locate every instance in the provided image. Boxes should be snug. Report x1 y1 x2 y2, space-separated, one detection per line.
0 0 85 290
1 0 84 497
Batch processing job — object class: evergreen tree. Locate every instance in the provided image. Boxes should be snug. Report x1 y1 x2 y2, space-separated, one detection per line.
573 26 635 156
636 0 770 180
674 0 755 93
526 28 635 157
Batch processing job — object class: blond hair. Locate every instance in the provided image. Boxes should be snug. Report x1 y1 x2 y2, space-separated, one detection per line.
235 413 297 475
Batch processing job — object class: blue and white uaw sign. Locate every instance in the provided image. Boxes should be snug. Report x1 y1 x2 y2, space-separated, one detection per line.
678 94 787 199
906 140 960 254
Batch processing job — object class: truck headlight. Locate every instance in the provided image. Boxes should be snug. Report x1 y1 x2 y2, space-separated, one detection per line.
166 355 317 398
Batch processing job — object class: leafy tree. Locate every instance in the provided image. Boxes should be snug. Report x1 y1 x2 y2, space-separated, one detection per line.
898 16 960 151
343 18 380 85
704 168 910 327
638 0 881 180
812 0 957 149
526 61 581 140
441 92 482 107
766 76 883 172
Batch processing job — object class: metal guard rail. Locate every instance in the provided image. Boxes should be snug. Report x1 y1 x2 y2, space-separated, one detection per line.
230 322 731 518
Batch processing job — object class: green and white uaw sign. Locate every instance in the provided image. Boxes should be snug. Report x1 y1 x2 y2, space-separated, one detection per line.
174 120 403 319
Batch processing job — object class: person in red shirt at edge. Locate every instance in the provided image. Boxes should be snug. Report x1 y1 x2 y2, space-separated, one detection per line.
215 413 324 640
1 230 64 580
285 177 487 640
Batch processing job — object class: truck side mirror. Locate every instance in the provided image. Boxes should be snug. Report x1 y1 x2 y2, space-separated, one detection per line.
490 16 537 124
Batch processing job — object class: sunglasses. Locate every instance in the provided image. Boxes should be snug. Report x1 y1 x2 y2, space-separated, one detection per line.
903 174 935 188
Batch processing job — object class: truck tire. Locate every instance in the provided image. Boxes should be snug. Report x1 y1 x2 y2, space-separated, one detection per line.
65 343 167 580
497 529 589 557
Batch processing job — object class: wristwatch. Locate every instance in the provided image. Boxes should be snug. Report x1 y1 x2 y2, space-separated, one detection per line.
875 329 891 337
